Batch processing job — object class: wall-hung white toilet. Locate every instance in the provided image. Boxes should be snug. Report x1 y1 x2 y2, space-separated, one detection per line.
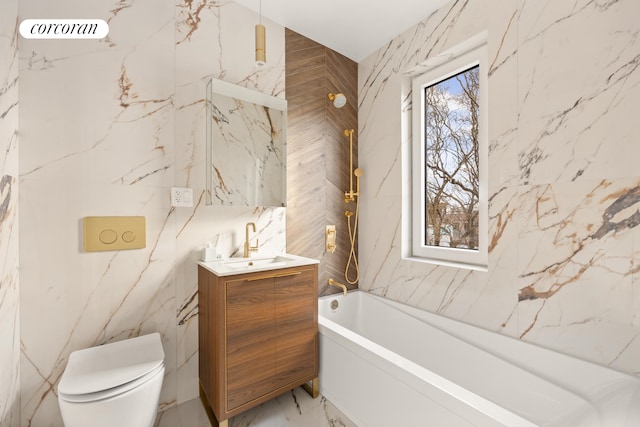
57 332 165 427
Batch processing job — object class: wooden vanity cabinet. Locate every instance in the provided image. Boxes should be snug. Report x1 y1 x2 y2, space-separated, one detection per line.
198 264 318 426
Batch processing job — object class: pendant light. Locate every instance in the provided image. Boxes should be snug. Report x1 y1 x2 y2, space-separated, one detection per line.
255 0 266 66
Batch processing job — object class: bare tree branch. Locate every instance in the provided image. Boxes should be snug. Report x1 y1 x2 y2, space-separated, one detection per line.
423 66 480 249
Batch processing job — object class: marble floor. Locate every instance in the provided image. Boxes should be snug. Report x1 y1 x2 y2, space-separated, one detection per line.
155 387 357 427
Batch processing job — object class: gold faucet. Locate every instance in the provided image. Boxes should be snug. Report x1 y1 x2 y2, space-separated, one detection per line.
328 279 348 296
243 222 259 257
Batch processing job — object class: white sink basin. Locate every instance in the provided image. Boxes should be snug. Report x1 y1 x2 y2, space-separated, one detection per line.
199 253 319 276
222 255 294 270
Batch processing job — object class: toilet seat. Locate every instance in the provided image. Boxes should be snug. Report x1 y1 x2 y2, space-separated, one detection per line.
58 333 165 403
59 362 165 403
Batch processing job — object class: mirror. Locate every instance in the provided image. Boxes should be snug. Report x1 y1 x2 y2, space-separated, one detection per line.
206 77 287 207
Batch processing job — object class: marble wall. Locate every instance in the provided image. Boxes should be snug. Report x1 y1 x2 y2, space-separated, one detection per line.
18 0 285 425
358 0 640 375
0 0 20 425
13 0 639 425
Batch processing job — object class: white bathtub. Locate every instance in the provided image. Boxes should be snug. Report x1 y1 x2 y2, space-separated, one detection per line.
318 291 640 427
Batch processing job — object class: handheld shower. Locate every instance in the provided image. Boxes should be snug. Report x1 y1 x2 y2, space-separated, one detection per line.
354 167 362 195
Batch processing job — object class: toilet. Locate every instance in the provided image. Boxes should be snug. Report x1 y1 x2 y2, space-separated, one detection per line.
58 332 165 427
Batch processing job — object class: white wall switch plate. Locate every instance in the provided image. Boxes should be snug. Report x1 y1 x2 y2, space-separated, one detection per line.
171 187 194 207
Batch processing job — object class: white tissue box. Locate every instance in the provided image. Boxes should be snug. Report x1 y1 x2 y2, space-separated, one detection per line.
201 247 217 261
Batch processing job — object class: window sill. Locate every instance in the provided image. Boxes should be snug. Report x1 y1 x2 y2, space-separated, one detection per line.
403 255 488 272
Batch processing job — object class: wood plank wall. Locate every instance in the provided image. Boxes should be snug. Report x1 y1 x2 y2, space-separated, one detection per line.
285 29 358 296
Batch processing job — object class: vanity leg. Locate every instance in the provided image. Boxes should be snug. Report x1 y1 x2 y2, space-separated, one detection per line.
199 382 228 427
302 377 319 398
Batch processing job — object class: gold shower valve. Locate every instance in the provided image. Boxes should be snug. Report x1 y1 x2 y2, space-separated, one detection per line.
326 225 337 253
345 190 359 203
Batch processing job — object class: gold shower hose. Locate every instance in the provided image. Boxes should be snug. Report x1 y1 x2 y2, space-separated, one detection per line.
345 196 360 285
342 128 360 286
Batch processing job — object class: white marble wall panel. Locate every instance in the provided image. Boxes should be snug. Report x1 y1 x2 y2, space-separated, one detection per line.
19 0 177 425
514 0 640 373
0 0 20 425
358 0 640 376
175 0 285 93
174 0 286 405
359 0 520 336
516 180 638 355
517 0 640 185
18 1 287 426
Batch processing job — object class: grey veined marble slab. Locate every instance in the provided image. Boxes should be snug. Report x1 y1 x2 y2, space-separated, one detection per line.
155 389 356 427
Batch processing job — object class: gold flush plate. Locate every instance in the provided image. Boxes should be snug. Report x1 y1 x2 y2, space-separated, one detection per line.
83 216 146 252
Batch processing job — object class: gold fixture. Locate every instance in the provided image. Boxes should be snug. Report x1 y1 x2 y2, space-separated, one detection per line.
83 216 146 252
328 92 347 108
328 278 348 296
342 128 361 285
345 203 360 285
243 222 259 257
255 0 266 66
199 383 228 427
343 129 360 203
326 225 336 253
244 270 301 281
302 377 319 398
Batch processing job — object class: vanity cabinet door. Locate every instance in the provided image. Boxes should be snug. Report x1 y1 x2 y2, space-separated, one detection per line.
274 267 317 389
198 263 318 424
225 276 276 411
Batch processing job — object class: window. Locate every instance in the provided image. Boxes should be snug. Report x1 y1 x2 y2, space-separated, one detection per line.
410 43 488 269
